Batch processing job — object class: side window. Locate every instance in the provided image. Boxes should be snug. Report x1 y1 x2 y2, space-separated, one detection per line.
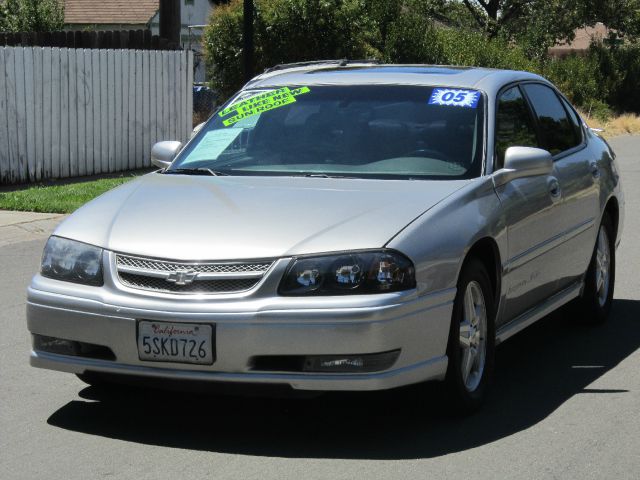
522 83 580 155
560 96 584 144
495 86 539 169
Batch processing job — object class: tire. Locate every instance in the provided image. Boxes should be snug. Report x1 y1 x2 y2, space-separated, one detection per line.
444 258 496 414
575 214 615 324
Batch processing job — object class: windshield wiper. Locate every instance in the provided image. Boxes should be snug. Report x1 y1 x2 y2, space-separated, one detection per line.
164 168 229 176
302 173 355 179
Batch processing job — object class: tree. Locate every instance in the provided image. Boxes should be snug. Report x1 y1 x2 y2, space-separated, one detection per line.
0 0 65 33
459 0 640 41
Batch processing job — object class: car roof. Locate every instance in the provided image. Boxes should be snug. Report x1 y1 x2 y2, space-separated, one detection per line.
246 63 550 98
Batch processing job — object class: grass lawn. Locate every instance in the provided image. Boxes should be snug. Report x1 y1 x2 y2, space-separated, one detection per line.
0 175 138 214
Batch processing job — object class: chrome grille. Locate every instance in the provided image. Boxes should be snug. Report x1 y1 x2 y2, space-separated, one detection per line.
118 273 259 294
116 255 272 274
115 254 273 294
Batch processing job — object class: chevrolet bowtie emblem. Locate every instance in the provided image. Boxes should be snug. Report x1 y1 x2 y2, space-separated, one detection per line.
166 270 198 286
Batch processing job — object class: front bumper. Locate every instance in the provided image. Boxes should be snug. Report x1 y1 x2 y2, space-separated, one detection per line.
27 270 454 391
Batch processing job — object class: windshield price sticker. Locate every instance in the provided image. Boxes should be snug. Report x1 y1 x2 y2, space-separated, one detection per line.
219 86 311 126
428 88 480 108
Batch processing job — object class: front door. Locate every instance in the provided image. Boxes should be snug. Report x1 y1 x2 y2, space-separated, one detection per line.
493 85 566 323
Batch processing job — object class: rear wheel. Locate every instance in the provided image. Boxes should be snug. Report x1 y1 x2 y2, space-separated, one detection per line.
444 258 495 413
575 214 615 324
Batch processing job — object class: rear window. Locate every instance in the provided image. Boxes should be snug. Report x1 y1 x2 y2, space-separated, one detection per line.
522 83 580 155
172 85 485 180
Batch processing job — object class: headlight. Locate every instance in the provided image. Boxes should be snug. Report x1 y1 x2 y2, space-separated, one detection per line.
41 236 104 286
278 250 416 296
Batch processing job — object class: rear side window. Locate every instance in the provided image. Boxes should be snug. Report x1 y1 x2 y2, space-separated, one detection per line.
495 86 539 169
522 83 580 155
560 96 584 144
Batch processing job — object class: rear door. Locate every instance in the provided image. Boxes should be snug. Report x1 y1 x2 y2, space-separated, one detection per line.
520 83 599 293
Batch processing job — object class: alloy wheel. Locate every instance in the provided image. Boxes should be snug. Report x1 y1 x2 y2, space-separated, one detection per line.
459 280 487 392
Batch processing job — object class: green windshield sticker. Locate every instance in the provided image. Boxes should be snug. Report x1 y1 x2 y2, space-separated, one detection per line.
219 87 310 127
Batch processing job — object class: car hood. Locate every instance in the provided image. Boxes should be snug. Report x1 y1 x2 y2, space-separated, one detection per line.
55 173 471 260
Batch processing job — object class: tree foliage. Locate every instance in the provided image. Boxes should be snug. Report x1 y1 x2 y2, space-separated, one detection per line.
457 0 640 57
203 0 640 115
0 0 65 33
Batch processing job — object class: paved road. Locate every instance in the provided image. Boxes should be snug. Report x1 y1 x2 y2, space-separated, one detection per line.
2 137 639 480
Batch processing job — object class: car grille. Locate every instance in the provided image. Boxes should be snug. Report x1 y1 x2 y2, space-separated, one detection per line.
115 254 274 294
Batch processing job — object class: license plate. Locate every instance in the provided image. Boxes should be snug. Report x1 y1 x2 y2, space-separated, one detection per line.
137 321 214 365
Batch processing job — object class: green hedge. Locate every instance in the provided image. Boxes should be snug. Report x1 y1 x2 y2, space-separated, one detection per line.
203 0 374 99
203 0 640 116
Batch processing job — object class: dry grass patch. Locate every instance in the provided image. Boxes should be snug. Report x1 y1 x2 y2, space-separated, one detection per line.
580 111 640 138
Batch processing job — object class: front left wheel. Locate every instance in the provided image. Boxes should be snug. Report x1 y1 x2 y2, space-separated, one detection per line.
444 258 495 414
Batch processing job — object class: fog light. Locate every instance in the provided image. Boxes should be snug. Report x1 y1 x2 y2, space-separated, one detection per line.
33 335 80 356
32 334 115 360
303 350 400 373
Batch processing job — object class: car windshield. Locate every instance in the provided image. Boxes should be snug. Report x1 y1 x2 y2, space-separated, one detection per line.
170 85 485 180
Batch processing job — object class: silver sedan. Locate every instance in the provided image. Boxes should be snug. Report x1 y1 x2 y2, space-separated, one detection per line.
27 63 624 411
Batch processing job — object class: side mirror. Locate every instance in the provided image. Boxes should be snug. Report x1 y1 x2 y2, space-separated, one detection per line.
493 147 553 187
151 141 183 169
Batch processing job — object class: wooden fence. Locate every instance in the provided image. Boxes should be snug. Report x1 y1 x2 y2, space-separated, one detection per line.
0 30 180 50
0 46 193 184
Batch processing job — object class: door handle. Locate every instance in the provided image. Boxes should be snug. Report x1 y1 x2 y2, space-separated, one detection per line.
548 178 561 199
590 162 600 178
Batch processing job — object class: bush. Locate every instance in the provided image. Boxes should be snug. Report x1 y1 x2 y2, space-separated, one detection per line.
543 54 605 113
436 28 537 71
0 0 64 32
203 0 373 100
591 43 640 114
381 8 444 64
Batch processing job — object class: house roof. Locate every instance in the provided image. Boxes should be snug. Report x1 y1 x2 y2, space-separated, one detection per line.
549 23 611 55
64 0 159 25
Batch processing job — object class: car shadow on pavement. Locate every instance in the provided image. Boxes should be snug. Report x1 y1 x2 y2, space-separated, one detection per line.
47 298 640 460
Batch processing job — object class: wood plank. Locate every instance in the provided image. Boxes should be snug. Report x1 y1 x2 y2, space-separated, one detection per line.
113 49 123 172
187 50 194 140
76 49 86 176
127 51 135 170
121 50 129 171
180 50 188 141
14 48 28 182
59 48 70 178
167 52 176 141
0 49 10 183
92 49 101 174
68 48 78 177
50 48 61 179
33 47 44 180
148 50 157 152
42 48 53 178
23 48 37 182
135 49 143 169
162 51 170 141
99 49 108 174
83 49 93 177
4 49 20 183
107 49 116 172
142 49 150 166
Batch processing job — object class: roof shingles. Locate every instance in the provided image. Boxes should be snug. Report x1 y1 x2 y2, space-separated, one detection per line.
64 0 159 25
